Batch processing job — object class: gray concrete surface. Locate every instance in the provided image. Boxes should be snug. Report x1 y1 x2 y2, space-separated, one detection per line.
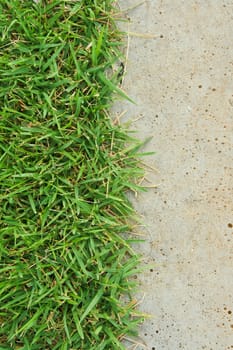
114 1 233 349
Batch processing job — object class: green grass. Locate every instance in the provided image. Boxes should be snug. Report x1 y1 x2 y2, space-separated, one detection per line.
0 1 145 349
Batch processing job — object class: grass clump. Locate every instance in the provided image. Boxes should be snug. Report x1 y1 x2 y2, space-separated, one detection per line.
0 1 145 349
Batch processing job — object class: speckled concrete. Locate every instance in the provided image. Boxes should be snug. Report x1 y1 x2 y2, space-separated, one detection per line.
115 1 233 349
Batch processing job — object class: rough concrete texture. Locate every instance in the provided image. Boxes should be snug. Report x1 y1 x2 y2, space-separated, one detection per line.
114 1 233 349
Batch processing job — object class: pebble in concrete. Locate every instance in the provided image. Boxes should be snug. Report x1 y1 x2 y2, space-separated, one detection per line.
115 1 233 349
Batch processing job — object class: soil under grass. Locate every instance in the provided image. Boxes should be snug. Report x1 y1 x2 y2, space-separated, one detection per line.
0 1 145 349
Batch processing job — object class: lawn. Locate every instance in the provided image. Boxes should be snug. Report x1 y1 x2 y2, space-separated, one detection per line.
0 1 145 349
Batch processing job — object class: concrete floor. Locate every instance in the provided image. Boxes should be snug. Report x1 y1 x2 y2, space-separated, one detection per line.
114 1 233 349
